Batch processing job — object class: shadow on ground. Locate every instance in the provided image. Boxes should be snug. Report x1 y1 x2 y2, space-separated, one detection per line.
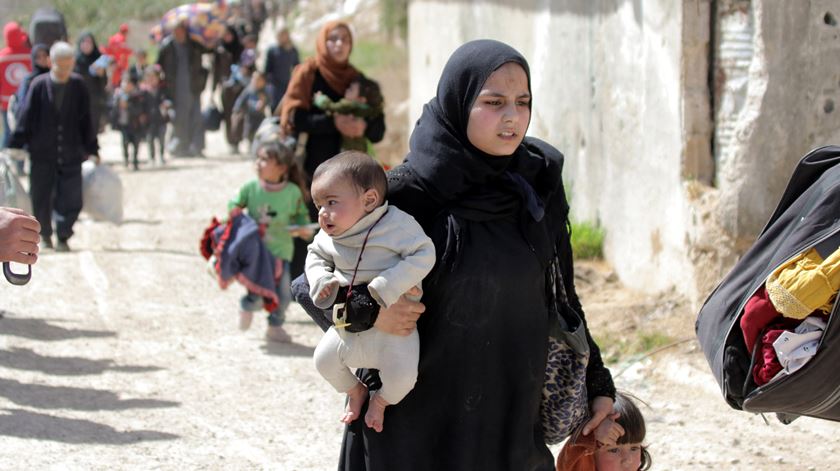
0 347 162 376
0 378 180 411
0 314 116 342
0 408 179 444
260 341 315 358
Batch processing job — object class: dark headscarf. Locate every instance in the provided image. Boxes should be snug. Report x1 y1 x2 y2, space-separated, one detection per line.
403 39 564 272
74 31 101 72
222 25 243 64
29 43 49 74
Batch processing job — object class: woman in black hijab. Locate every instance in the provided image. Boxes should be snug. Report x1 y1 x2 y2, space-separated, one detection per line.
296 39 616 470
212 25 243 93
74 31 108 133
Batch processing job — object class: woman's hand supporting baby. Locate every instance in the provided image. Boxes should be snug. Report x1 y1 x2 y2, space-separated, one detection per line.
373 286 425 336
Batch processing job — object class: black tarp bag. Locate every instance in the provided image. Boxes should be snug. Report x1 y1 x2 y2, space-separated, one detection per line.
696 145 840 421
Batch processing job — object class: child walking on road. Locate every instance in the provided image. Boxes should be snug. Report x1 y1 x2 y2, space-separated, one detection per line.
229 140 312 342
307 151 436 432
142 66 170 164
112 73 151 170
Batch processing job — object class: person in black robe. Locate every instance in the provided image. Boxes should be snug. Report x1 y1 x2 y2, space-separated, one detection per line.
263 26 299 111
212 25 243 95
73 31 108 134
292 39 616 470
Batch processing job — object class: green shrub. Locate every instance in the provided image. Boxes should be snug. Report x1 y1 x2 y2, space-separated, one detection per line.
379 0 408 40
570 220 604 260
350 40 403 75
594 330 676 365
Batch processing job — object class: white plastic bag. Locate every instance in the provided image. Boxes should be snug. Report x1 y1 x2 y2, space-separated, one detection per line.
82 160 123 224
0 154 32 214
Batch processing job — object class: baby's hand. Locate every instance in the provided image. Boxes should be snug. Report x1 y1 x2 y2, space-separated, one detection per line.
593 414 624 447
318 281 338 300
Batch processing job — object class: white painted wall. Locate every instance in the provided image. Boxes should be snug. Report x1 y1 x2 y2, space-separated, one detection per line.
409 0 699 296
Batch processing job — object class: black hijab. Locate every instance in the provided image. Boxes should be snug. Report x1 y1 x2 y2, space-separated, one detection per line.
28 43 50 75
403 39 565 271
74 31 101 72
222 25 243 64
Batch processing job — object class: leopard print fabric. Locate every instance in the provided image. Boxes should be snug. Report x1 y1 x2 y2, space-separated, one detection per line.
540 335 590 444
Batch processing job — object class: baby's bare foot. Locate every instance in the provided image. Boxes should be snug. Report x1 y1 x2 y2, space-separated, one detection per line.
364 393 389 432
341 382 368 424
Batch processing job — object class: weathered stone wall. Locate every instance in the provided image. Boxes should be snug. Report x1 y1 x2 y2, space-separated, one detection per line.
408 0 840 303
409 0 710 300
715 0 840 248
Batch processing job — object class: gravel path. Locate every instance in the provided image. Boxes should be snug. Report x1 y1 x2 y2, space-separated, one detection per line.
0 129 838 470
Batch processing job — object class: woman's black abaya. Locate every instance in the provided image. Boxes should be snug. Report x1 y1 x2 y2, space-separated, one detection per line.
299 40 615 471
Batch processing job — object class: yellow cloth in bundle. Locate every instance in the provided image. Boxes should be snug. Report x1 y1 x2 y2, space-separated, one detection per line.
766 246 840 319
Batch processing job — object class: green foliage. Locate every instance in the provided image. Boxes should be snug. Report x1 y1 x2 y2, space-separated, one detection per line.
350 40 403 75
379 0 408 40
570 220 604 260
12 0 185 45
595 331 676 365
564 181 604 260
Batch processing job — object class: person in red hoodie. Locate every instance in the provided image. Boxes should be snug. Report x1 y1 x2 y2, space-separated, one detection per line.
104 24 132 89
0 22 31 147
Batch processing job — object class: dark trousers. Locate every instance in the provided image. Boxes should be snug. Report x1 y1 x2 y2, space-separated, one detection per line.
148 124 166 162
29 160 83 240
121 130 141 168
289 200 318 280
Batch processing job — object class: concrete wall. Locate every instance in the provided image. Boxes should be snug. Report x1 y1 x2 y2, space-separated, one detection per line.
714 0 840 248
409 0 708 299
409 0 840 302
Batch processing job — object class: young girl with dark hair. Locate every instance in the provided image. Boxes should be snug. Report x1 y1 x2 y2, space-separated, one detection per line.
557 392 652 471
229 140 312 342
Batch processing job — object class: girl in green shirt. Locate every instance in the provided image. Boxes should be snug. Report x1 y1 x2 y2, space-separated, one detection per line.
229 140 313 342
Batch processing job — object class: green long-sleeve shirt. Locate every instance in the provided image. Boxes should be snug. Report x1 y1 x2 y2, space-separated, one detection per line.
228 179 310 261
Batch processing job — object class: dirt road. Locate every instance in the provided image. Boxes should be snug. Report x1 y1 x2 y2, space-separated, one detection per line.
0 128 838 470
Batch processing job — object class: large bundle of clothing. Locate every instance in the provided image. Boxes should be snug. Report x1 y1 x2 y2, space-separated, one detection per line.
200 212 280 312
696 145 840 422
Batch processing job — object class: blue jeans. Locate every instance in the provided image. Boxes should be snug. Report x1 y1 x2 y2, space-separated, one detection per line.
240 260 291 326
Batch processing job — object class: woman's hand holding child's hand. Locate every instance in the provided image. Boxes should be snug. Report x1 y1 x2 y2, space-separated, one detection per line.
592 414 624 447
582 396 616 437
374 286 425 336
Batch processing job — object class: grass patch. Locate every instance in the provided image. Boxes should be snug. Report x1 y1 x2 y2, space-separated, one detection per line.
595 330 677 365
570 220 604 260
350 40 404 76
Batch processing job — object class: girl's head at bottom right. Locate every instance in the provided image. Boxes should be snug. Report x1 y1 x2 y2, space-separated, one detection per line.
595 392 651 471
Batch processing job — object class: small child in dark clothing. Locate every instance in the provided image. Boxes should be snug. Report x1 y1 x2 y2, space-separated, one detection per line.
313 75 383 152
233 70 273 149
142 65 171 164
111 73 152 170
